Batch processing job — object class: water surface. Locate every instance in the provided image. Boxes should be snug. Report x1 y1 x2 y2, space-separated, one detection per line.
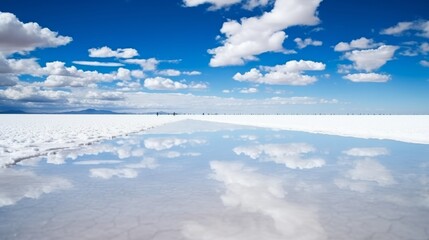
1 120 428 240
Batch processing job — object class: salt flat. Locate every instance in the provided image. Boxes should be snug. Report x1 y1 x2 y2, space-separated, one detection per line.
189 115 429 145
0 115 187 167
1 114 428 167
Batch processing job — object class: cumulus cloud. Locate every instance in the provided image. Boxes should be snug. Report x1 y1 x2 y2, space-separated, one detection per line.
86 91 125 101
0 168 72 207
0 74 18 86
420 60 429 67
343 73 391 83
158 69 181 77
182 161 326 240
40 62 134 87
183 71 202 76
233 143 325 169
381 20 429 38
239 87 258 93
144 77 207 90
0 85 70 102
343 147 389 157
88 46 139 59
0 12 72 55
72 61 124 67
158 69 202 76
123 58 160 71
182 0 269 10
208 0 322 67
334 37 381 52
0 55 43 75
294 38 322 49
233 60 325 85
344 45 399 72
420 42 429 54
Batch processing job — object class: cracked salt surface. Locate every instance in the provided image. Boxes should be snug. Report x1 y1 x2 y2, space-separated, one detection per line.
0 120 429 240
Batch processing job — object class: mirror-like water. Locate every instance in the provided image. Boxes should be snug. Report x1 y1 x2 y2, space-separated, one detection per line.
1 120 428 240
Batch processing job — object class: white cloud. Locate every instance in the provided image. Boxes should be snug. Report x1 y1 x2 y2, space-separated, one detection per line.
0 74 18 86
343 147 389 157
0 58 136 88
294 38 322 49
337 64 353 74
0 168 72 207
182 161 326 239
88 46 139 59
239 87 258 93
72 61 124 67
345 45 399 72
144 77 207 90
123 92 337 114
86 91 125 101
420 60 429 67
420 42 429 54
208 0 322 67
381 21 414 35
0 85 70 102
334 37 381 52
233 60 325 85
183 0 241 9
158 69 181 77
343 73 391 83
182 0 269 10
37 62 134 87
0 12 72 55
0 55 43 75
233 143 325 169
131 69 145 79
381 20 429 38
183 71 202 76
123 58 160 71
144 77 188 90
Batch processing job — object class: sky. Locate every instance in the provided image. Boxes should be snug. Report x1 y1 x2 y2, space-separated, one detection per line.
0 0 428 114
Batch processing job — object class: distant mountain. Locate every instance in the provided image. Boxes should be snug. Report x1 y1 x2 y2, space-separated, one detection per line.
60 109 122 114
0 109 28 114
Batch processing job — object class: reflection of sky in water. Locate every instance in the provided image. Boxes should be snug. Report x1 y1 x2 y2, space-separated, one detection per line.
1 120 429 239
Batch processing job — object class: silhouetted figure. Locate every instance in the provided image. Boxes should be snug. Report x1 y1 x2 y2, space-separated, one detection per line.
156 112 158 116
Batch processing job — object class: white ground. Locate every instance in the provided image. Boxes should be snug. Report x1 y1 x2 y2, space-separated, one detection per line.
0 115 187 167
1 114 428 167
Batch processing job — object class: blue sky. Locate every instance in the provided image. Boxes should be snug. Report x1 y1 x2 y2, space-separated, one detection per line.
0 0 428 113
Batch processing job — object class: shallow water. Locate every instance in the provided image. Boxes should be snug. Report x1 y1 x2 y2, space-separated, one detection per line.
1 120 428 240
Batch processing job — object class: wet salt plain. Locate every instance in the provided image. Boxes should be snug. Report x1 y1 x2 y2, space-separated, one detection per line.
1 120 429 240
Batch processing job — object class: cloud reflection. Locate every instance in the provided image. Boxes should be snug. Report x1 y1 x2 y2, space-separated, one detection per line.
90 158 158 179
0 168 72 207
233 143 325 169
144 137 206 151
182 161 326 240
